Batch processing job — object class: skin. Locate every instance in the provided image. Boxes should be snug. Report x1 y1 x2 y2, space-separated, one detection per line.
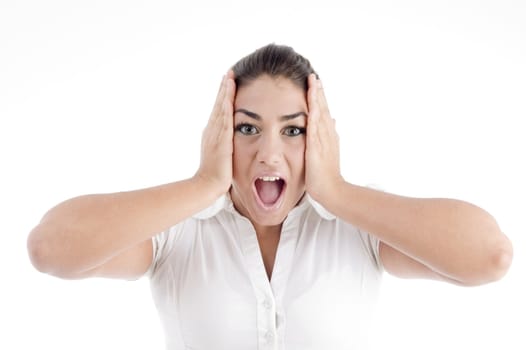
27 70 513 286
230 72 514 285
26 72 237 279
230 75 307 233
303 74 513 285
229 75 309 278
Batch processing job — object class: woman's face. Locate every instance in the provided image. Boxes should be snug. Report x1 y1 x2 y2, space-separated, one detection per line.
230 74 308 229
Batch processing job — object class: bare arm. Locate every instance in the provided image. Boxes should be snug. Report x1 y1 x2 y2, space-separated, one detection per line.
27 178 222 279
305 74 513 286
322 184 513 286
27 72 236 280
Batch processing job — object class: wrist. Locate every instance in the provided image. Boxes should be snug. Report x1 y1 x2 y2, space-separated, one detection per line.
192 173 230 200
310 175 346 209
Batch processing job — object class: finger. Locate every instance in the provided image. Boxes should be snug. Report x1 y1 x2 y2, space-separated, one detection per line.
224 73 236 111
307 74 322 143
224 69 236 110
316 78 331 120
316 78 339 143
307 74 324 149
210 74 228 123
211 71 236 134
307 73 320 120
311 77 332 140
332 118 340 143
220 77 236 130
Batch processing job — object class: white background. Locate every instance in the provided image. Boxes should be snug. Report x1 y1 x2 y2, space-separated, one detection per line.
1 1 524 349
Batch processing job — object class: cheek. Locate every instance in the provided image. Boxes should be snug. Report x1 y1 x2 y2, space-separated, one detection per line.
286 139 306 173
232 137 252 173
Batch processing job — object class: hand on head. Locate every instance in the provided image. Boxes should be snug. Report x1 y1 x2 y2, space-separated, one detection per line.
195 70 236 195
195 70 344 207
305 73 343 203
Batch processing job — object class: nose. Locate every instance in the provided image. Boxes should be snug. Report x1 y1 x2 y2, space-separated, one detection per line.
256 132 283 166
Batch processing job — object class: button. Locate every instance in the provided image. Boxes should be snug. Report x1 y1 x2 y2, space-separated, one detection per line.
264 331 274 343
262 299 272 309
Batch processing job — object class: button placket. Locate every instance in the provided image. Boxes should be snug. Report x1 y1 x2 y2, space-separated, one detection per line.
269 214 300 349
264 330 274 342
262 298 272 310
236 216 279 349
255 288 276 348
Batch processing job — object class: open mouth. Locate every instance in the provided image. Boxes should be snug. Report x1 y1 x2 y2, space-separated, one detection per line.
254 176 286 208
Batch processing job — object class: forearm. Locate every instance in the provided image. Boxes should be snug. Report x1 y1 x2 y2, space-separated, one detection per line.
319 182 512 284
27 176 222 276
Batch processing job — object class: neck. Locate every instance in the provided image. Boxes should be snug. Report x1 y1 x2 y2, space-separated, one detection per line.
252 222 282 239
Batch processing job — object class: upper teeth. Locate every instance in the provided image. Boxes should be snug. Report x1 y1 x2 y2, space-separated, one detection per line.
259 176 280 181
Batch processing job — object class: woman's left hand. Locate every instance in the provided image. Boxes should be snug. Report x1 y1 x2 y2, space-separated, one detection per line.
305 74 344 204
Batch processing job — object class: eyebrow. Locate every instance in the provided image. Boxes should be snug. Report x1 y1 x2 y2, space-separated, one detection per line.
234 108 307 122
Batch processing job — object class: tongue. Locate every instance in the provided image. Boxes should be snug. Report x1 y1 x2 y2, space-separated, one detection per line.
255 180 282 205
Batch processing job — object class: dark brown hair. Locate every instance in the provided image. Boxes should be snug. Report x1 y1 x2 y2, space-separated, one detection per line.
231 43 318 92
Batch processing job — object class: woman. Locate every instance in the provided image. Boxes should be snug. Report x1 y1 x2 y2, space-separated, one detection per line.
27 44 513 349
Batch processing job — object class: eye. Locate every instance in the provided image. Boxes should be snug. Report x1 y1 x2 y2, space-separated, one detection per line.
235 123 259 135
283 126 306 137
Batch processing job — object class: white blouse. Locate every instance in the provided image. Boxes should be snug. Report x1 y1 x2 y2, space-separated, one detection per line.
147 194 383 350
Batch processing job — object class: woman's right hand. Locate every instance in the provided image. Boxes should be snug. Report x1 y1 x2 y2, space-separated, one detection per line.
194 70 236 196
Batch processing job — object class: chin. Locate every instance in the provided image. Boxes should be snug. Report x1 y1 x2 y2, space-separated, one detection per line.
231 176 304 228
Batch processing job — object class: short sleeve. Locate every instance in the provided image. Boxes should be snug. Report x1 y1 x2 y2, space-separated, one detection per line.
357 228 384 272
361 183 385 272
145 223 183 278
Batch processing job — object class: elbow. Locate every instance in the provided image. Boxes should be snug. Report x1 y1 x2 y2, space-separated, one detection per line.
27 225 78 278
26 225 66 276
460 207 514 286
461 234 514 287
487 234 513 282
27 227 53 274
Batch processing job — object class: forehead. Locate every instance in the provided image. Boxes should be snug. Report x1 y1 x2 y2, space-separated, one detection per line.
234 75 307 118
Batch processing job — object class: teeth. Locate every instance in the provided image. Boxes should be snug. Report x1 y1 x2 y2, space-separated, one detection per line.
259 176 281 182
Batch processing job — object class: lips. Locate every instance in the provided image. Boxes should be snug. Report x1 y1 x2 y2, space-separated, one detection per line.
253 174 286 209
